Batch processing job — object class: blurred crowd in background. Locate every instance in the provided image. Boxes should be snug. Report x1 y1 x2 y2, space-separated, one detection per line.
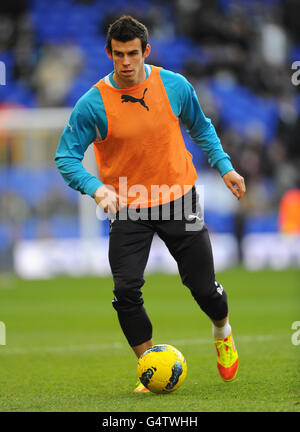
0 0 300 270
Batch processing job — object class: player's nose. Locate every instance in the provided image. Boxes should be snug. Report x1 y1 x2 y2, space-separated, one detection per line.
122 55 131 66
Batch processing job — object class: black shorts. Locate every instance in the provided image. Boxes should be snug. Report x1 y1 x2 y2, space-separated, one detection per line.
108 186 228 346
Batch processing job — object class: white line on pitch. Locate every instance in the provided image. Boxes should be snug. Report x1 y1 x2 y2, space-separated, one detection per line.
0 334 286 356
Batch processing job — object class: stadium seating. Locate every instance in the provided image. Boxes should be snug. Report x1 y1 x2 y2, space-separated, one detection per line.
209 79 279 144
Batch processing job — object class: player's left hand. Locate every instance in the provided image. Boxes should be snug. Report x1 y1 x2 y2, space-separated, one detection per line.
222 170 246 200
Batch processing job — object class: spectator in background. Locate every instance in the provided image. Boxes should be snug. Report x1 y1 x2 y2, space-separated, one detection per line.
32 44 83 107
283 0 300 44
0 0 27 51
278 188 300 233
0 1 36 95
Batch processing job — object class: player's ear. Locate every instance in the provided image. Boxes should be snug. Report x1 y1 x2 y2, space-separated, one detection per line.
105 46 113 59
143 44 151 59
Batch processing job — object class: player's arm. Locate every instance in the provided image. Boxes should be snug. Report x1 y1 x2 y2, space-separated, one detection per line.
55 91 122 213
55 103 102 197
179 76 246 200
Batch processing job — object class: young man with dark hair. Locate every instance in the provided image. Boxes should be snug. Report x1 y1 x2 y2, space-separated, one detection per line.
55 15 246 392
106 15 149 54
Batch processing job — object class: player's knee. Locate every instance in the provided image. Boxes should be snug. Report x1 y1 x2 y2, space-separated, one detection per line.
192 281 228 321
112 283 144 313
200 295 228 321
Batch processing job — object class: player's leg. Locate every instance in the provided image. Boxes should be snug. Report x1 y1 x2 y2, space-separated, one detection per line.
156 219 229 322
155 190 238 381
108 215 154 357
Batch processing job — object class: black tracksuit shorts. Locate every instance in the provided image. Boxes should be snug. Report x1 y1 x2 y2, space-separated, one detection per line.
108 186 228 347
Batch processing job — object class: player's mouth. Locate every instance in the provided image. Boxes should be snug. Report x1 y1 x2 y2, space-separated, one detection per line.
121 70 134 76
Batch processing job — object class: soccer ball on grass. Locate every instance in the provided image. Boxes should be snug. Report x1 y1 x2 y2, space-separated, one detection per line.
137 344 187 394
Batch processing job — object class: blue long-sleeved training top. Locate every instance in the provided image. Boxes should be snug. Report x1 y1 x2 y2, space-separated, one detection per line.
55 65 233 198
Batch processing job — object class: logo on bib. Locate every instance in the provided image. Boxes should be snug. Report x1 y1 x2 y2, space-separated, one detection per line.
121 88 149 111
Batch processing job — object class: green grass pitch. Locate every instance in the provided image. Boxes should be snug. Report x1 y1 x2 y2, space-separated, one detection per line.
0 268 299 412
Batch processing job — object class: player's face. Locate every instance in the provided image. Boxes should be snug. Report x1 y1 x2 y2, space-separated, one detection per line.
106 38 151 88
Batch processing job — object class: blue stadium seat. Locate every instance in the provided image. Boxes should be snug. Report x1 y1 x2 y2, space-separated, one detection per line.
49 215 80 238
0 51 15 83
290 45 300 63
295 95 300 114
6 167 49 205
1 82 37 107
244 212 279 234
204 211 235 233
181 128 205 168
3 167 78 207
209 79 279 144
149 36 196 73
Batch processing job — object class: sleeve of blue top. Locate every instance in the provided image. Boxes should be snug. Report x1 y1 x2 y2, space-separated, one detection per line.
160 69 234 177
55 88 104 198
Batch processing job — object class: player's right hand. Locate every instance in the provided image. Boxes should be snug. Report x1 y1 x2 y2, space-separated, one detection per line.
93 185 126 214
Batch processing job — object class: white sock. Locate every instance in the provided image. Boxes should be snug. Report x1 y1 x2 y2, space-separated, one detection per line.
212 321 231 339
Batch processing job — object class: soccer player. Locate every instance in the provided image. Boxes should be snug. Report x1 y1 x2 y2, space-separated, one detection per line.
55 15 246 392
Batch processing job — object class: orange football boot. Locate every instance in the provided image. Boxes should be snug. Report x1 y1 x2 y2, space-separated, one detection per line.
214 331 239 381
133 381 150 393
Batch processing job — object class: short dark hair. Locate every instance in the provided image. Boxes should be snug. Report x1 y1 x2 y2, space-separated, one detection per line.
106 15 149 54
